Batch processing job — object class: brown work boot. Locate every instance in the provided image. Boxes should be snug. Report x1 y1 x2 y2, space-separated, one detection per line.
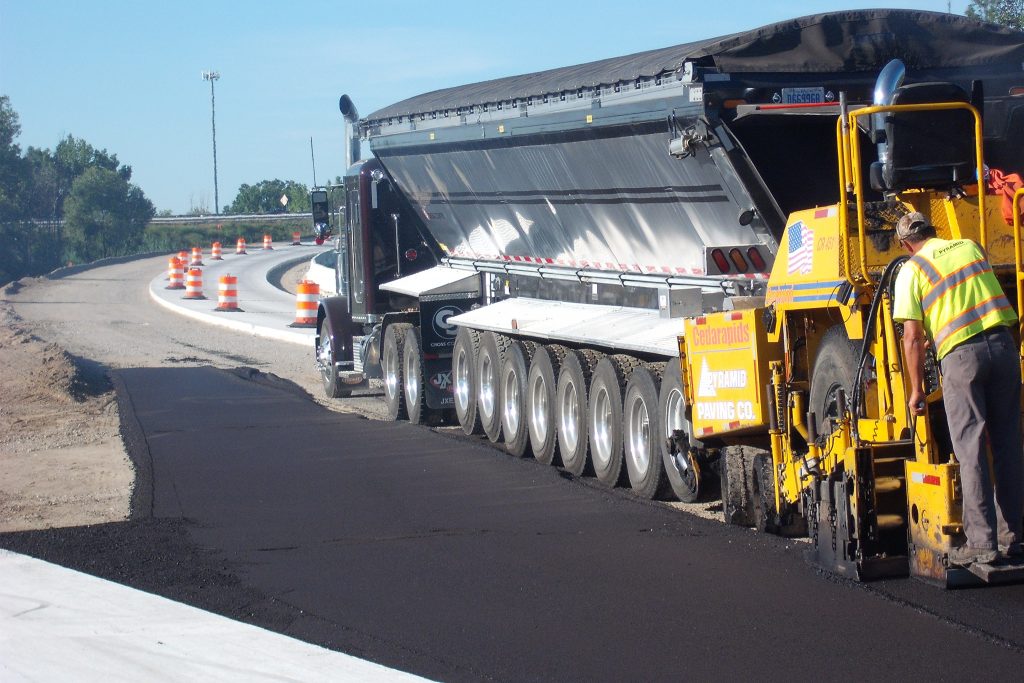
948 545 998 567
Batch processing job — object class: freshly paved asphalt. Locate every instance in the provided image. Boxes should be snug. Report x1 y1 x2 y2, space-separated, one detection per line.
4 365 1024 681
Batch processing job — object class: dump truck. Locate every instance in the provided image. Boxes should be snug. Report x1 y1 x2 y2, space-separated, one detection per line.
316 9 1024 585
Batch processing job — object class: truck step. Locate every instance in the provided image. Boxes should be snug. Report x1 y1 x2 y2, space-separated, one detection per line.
874 476 904 494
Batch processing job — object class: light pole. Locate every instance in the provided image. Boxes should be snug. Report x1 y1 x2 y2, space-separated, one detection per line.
202 70 220 214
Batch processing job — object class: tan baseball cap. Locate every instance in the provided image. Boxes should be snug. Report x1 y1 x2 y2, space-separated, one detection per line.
896 211 929 240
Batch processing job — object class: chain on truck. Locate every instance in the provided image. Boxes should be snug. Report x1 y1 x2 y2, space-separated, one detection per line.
314 10 1024 587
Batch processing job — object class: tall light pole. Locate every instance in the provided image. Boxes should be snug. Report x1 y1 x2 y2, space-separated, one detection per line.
202 70 220 214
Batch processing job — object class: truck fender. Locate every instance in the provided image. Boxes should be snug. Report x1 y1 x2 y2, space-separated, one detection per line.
317 296 356 366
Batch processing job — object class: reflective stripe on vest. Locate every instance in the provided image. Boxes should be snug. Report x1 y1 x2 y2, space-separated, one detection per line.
908 242 1016 358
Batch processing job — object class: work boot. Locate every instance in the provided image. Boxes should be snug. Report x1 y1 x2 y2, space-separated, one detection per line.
948 545 998 567
999 543 1023 560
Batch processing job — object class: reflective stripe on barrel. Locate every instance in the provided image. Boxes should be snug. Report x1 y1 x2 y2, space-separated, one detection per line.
215 274 239 311
166 257 185 289
291 280 319 327
184 268 205 299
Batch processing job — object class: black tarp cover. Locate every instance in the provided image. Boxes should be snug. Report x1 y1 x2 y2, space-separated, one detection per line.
366 10 1024 122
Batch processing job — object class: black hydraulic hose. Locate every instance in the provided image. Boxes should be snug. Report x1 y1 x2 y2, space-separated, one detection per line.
852 256 909 423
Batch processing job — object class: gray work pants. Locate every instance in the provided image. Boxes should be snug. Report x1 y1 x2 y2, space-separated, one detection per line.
940 326 1024 551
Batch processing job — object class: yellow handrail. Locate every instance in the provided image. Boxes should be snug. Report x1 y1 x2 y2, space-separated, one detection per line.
837 102 986 287
1014 187 1024 382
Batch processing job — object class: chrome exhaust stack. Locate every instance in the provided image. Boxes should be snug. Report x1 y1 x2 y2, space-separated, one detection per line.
339 94 361 169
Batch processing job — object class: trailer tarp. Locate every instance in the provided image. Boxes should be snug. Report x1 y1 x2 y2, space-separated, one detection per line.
366 10 1024 122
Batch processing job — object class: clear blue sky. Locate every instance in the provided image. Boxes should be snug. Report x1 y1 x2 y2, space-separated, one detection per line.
1 1 964 214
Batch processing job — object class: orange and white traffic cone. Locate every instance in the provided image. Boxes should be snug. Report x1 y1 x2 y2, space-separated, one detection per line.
166 257 185 289
183 268 206 300
190 246 204 266
210 241 223 260
214 274 242 312
263 234 273 250
236 237 247 255
289 280 319 327
291 231 301 246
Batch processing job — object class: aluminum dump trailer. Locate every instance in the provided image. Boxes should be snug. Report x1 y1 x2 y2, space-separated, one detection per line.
316 9 1024 502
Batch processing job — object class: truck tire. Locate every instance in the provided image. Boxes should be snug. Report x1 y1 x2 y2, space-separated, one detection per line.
453 327 483 435
477 331 511 443
527 345 569 466
556 349 603 477
316 315 351 399
402 326 431 425
589 355 640 487
660 357 704 502
808 326 861 437
382 323 411 421
501 339 537 457
623 363 670 500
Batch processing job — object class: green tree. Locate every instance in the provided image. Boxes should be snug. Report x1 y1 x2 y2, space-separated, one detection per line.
0 95 27 223
966 0 1024 30
225 179 310 214
63 167 154 262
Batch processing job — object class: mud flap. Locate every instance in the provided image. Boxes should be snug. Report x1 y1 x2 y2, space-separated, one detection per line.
423 356 455 410
805 474 908 581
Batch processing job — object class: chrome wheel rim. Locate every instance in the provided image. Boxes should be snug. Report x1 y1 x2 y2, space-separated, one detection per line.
455 348 471 414
405 346 420 409
480 353 495 420
384 343 399 402
591 387 612 468
504 366 520 435
560 381 579 453
529 374 548 444
626 393 651 475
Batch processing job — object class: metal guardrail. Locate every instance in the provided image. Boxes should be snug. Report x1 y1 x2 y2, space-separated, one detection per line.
150 213 312 225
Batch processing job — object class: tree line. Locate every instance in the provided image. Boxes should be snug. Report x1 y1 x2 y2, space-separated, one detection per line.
1 95 156 284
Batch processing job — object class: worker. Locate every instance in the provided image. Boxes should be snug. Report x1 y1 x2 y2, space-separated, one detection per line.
893 211 1023 566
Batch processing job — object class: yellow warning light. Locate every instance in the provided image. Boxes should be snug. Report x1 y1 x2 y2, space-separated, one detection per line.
429 132 436 140
586 114 593 124
498 124 505 133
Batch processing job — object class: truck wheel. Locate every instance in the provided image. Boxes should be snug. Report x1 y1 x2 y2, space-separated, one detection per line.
453 327 483 435
527 345 569 466
477 331 510 443
808 326 860 437
382 323 411 421
316 316 351 399
402 327 429 425
556 349 603 477
501 339 537 457
660 357 704 502
589 355 639 487
623 363 670 500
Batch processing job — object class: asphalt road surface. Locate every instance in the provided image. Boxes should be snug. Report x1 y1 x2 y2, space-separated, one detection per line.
5 363 1024 681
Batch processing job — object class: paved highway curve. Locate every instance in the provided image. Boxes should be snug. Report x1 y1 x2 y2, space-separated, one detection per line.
3 254 1024 680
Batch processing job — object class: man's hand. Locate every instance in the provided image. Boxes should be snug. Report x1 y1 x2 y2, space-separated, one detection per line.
901 320 929 418
908 388 926 416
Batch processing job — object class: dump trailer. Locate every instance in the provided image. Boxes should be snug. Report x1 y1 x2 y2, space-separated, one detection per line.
316 10 1024 583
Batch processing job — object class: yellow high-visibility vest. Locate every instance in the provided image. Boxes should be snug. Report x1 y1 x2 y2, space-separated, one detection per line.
893 238 1017 360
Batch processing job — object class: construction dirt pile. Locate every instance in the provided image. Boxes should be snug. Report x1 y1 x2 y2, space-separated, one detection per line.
0 286 131 533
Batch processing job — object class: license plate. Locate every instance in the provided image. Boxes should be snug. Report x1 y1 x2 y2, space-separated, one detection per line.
781 87 824 104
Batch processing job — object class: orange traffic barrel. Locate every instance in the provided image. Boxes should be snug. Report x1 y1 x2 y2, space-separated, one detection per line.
210 241 223 260
292 231 301 246
236 237 247 254
263 234 274 250
190 246 204 266
289 280 319 327
166 257 185 289
178 249 188 266
214 274 241 312
183 268 206 300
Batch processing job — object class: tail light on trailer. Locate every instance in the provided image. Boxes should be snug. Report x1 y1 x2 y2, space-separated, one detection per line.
728 248 749 273
747 247 767 272
711 249 731 273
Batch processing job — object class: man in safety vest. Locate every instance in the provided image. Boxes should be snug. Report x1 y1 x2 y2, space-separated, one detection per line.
894 211 1023 566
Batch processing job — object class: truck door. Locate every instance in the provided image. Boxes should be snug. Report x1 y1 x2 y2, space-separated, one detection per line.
345 172 371 321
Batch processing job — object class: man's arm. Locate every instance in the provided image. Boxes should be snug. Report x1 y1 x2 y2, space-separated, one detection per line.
902 319 928 416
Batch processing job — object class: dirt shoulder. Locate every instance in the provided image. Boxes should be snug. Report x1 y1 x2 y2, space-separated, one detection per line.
0 290 131 532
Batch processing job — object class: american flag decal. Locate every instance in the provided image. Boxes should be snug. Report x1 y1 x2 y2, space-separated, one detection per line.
787 221 814 275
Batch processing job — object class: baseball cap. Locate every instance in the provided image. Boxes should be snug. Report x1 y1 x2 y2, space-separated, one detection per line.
896 212 929 240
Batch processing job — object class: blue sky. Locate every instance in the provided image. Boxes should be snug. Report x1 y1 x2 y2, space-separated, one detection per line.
1 1 965 214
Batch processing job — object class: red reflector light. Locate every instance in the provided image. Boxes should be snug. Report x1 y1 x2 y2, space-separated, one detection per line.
404 248 418 261
747 247 767 272
728 248 749 273
694 316 707 325
711 249 731 273
728 312 743 321
923 474 941 486
728 421 741 430
1010 86 1024 97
